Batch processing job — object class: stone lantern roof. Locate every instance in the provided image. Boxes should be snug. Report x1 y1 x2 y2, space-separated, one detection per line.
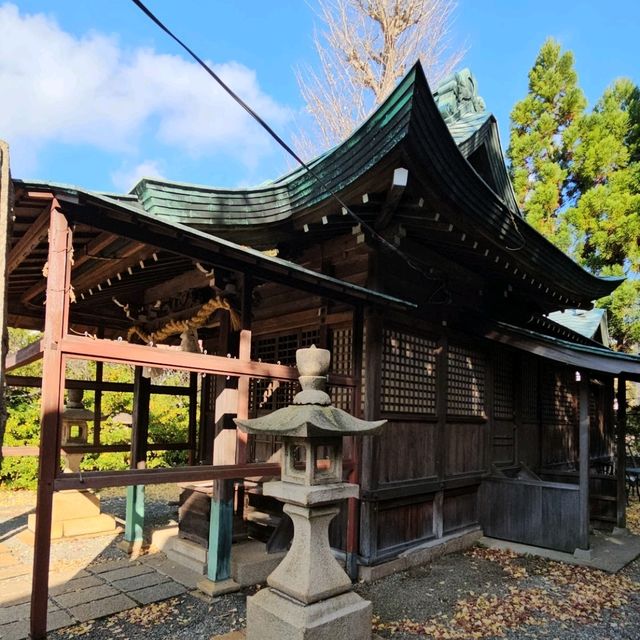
235 345 385 438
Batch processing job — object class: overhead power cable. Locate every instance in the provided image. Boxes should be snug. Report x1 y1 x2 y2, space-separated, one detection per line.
129 0 448 293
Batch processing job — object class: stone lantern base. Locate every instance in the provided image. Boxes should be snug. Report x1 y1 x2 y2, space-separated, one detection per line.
27 490 117 541
247 588 372 640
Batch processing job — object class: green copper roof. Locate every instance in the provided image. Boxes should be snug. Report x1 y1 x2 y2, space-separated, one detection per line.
548 309 609 344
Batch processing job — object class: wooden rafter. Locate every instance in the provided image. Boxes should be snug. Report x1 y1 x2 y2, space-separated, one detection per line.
143 269 211 304
374 167 408 230
7 207 50 274
20 231 120 304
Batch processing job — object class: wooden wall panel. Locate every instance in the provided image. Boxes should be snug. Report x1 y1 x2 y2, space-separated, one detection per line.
492 420 515 466
374 421 437 484
443 488 478 534
377 498 434 552
445 422 486 476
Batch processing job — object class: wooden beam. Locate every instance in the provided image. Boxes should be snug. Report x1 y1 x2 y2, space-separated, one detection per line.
5 339 44 371
54 462 281 491
144 269 211 304
374 167 408 230
5 374 192 395
7 207 50 274
59 334 298 380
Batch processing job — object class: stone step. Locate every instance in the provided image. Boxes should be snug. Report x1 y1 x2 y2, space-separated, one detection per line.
170 537 208 563
165 548 207 575
231 540 285 587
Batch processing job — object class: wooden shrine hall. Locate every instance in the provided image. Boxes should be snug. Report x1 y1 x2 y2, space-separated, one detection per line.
2 63 640 638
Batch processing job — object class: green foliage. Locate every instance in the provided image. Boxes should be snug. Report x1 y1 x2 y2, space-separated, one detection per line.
509 40 640 350
1 355 192 489
508 38 585 250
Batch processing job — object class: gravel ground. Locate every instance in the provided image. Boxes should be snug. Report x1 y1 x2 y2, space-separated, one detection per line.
2 490 640 639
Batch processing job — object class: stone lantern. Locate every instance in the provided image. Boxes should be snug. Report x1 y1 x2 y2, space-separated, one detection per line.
60 388 93 473
236 345 385 640
26 388 117 541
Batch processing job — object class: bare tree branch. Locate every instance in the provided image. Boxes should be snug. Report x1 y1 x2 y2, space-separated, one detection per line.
297 0 465 156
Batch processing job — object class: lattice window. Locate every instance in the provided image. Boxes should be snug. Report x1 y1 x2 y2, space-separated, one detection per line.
541 367 576 425
447 344 485 417
381 329 437 414
250 329 320 414
331 386 354 412
520 357 539 422
494 352 514 420
330 328 352 376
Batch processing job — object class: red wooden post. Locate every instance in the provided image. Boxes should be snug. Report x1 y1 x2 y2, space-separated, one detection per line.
31 200 72 639
236 275 253 463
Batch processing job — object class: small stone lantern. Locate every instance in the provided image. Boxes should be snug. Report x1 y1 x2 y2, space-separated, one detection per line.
236 345 385 640
61 388 93 473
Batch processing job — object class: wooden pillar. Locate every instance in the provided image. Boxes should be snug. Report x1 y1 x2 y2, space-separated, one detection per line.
359 307 382 564
578 373 590 551
125 366 150 544
207 478 234 582
31 200 72 640
236 274 253 464
616 375 627 529
0 141 12 458
93 327 104 446
434 333 448 539
207 309 238 585
346 305 363 579
188 372 198 465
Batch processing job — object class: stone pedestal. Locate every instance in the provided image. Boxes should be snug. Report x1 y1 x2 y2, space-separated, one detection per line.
245 481 372 640
247 588 372 640
27 490 117 540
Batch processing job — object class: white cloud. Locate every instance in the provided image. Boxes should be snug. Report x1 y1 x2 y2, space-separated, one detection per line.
111 159 166 193
0 3 292 170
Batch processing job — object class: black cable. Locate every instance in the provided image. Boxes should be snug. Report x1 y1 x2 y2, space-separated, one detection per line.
129 0 448 291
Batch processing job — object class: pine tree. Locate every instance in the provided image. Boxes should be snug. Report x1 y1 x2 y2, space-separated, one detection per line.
507 38 586 251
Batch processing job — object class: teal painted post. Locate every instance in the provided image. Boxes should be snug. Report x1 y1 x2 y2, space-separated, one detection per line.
207 479 234 581
125 485 145 542
125 366 150 544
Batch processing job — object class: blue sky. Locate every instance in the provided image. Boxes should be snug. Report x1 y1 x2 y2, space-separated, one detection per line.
0 1 638 193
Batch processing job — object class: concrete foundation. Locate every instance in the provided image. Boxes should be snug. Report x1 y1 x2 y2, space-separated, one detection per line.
27 490 117 540
246 588 372 640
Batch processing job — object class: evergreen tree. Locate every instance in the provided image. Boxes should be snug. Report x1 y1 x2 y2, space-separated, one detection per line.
566 79 640 351
507 38 585 251
509 40 640 351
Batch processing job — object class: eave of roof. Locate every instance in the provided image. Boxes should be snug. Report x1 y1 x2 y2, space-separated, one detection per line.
485 321 640 379
15 182 417 313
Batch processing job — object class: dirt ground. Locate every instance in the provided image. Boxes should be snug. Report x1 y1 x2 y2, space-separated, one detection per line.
2 488 639 640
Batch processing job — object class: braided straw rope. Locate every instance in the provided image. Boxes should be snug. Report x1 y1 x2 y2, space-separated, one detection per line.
127 296 241 344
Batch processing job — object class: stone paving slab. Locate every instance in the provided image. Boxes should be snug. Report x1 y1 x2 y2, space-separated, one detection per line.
68 593 137 623
0 563 30 580
96 563 154 583
111 570 170 592
50 574 105 596
52 584 119 609
154 559 202 588
87 558 143 574
0 576 32 606
0 552 21 568
128 580 187 605
0 606 72 640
